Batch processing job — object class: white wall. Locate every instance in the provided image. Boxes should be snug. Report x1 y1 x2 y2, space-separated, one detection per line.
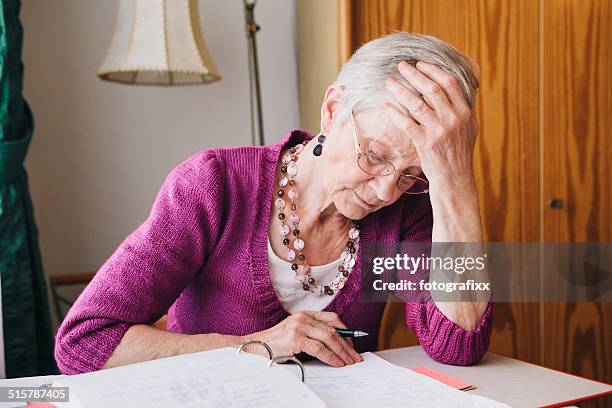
298 0 339 134
20 0 299 292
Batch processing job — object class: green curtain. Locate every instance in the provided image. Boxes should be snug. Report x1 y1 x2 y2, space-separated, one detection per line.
0 0 56 377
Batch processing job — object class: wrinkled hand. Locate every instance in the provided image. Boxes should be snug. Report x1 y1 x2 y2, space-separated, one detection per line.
244 311 362 367
383 61 479 190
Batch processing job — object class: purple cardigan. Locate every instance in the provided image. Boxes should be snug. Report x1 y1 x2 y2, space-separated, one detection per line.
54 130 493 374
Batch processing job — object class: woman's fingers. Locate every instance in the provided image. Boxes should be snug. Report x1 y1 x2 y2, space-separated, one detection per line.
306 320 358 365
313 317 361 363
302 338 345 367
385 77 437 128
305 311 363 363
469 108 479 136
382 101 426 146
413 61 468 108
397 61 453 117
345 337 355 349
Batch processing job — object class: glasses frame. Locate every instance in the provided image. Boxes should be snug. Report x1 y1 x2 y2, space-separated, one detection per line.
350 110 429 195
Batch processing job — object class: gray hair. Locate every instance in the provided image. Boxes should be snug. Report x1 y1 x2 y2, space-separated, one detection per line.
333 32 479 122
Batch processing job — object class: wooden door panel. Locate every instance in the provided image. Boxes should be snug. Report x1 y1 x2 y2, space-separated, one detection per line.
543 0 610 243
542 0 611 392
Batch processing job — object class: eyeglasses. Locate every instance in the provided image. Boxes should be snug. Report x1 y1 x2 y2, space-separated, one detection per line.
350 111 429 195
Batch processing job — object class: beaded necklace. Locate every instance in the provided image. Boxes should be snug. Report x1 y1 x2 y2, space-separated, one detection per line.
274 141 361 297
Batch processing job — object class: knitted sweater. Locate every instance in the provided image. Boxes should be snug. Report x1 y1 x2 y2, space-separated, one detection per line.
54 130 493 374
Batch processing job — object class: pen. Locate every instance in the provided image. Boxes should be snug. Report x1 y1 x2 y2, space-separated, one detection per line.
335 328 369 338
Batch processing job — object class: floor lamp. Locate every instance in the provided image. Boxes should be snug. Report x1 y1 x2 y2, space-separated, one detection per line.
244 0 265 146
97 0 265 146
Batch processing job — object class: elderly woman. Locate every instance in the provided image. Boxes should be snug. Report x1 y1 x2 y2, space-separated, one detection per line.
54 32 492 374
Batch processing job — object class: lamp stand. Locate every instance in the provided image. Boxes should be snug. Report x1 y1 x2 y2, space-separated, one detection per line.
244 0 265 146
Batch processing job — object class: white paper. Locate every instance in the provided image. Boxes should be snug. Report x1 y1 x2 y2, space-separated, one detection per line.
0 350 510 408
54 348 324 408
304 352 510 408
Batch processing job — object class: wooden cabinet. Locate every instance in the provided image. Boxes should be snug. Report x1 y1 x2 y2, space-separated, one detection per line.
338 0 611 400
541 0 611 397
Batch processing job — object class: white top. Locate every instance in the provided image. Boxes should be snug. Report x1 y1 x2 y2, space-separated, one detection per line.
268 238 342 314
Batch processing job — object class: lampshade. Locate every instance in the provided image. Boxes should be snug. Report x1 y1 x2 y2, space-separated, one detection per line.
98 0 221 85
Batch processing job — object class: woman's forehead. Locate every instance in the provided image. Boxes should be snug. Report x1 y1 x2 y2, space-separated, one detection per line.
354 110 418 161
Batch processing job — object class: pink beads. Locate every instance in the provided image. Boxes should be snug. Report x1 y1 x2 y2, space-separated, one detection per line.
286 249 296 261
275 143 361 300
287 162 298 177
279 225 290 236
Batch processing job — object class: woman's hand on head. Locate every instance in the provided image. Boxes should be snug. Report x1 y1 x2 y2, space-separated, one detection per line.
244 311 363 367
382 60 479 191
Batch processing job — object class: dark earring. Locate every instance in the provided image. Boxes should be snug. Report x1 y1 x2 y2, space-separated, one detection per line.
313 132 326 156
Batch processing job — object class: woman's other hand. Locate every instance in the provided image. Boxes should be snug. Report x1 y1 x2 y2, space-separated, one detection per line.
382 60 488 327
243 311 363 367
383 60 479 191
